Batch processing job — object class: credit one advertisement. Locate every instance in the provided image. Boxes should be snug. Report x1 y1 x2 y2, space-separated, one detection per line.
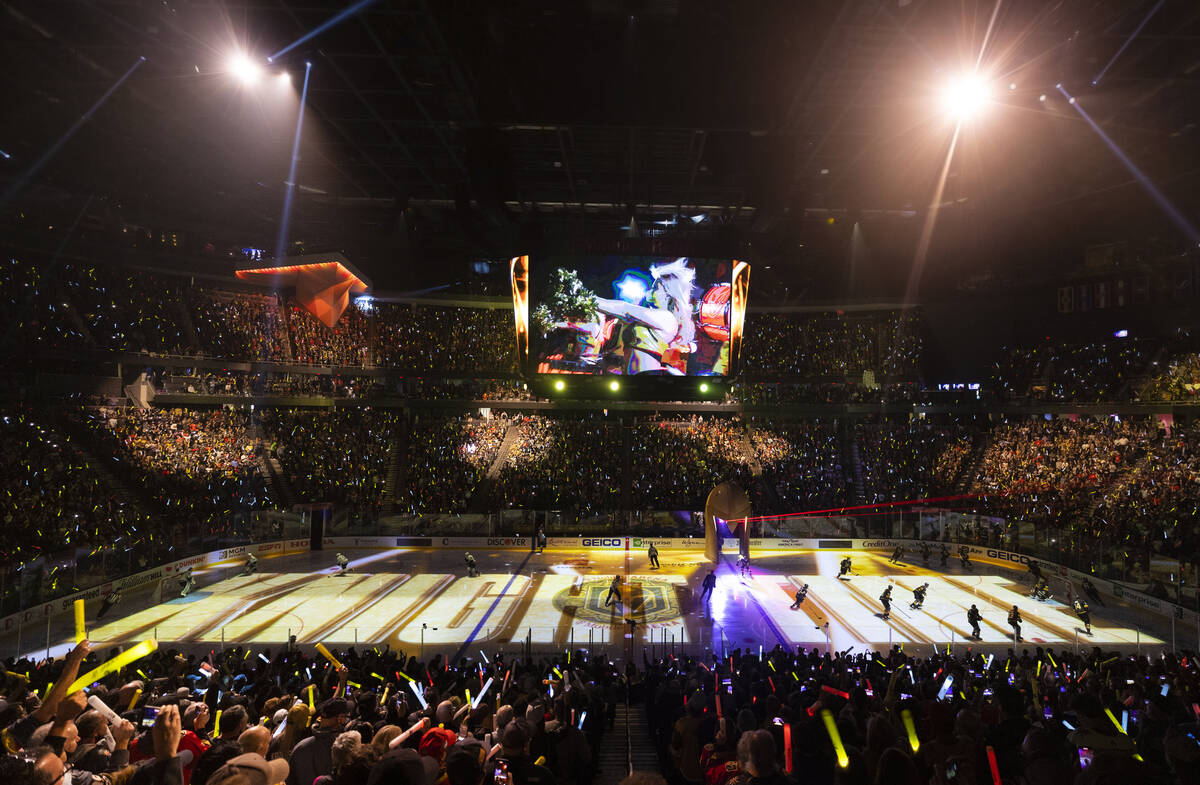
518 255 749 377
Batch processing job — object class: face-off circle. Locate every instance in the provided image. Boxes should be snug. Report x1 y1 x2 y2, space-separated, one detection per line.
552 578 683 625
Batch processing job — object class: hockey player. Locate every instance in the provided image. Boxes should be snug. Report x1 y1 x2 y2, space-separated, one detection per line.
700 571 717 603
838 556 853 580
335 552 350 574
648 543 660 569
967 604 982 639
241 553 258 576
1073 599 1093 635
464 552 479 578
889 545 905 564
97 589 121 619
791 584 809 609
737 555 752 579
605 575 623 607
179 569 195 598
880 585 894 620
1008 605 1023 642
910 583 929 610
959 545 973 571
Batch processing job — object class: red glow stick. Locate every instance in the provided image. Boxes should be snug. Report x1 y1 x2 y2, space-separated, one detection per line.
821 685 850 700
986 746 1000 785
768 676 776 693
715 693 722 719
783 723 793 773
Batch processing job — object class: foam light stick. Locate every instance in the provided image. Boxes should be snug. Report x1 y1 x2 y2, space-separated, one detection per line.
68 640 158 693
396 670 414 682
307 685 315 711
408 680 428 710
715 693 722 719
768 676 776 693
821 685 850 700
473 677 494 709
901 709 919 752
1105 708 1125 734
214 709 222 737
380 686 389 706
820 709 849 768
126 688 142 712
74 600 85 644
986 746 1001 785
502 668 511 694
937 675 954 702
465 689 472 708
577 710 587 730
314 643 343 671
390 717 430 749
783 722 793 773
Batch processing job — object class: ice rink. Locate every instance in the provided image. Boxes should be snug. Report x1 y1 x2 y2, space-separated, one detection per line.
13 545 1169 662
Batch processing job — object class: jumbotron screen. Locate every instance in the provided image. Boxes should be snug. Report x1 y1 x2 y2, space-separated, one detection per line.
511 255 749 376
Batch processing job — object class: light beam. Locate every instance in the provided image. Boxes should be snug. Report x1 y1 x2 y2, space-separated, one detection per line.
0 56 145 209
1093 0 1166 86
1057 85 1200 245
274 61 313 263
269 0 379 62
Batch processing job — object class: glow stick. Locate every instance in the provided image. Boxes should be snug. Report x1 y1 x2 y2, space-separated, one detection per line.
214 709 222 737
901 709 919 752
1080 669 1091 682
473 677 494 709
466 689 472 707
126 688 142 711
68 640 158 693
380 686 389 706
502 668 511 693
480 650 489 664
759 644 763 660
314 643 343 671
408 680 428 710
783 722 793 773
715 693 722 719
396 670 414 682
577 710 587 730
1105 708 1125 734
1036 662 1041 677
371 672 384 682
985 654 994 670
1046 652 1057 669
1121 710 1128 734
938 675 954 701
821 685 849 700
307 685 315 711
820 709 849 768
986 746 1001 785
259 653 270 664
391 717 430 749
768 660 776 671
273 717 288 739
768 677 776 693
74 600 85 644
552 667 563 679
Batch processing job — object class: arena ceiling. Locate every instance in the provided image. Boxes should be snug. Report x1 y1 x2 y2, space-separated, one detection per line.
2 0 1200 294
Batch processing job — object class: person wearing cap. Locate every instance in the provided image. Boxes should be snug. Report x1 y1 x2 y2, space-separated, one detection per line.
286 697 349 785
496 720 555 785
209 752 290 785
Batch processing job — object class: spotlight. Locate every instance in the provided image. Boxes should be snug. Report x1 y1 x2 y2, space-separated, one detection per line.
278 71 291 84
229 54 263 85
699 383 709 394
1039 94 1047 102
554 379 565 391
1009 82 1017 90
939 72 991 119
609 380 620 392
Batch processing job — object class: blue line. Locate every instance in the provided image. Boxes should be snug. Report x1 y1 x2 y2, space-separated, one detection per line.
452 551 534 662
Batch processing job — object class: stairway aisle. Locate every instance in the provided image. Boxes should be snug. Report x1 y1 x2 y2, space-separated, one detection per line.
594 702 659 785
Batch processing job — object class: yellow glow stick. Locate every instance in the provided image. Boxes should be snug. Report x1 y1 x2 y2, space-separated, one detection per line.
820 709 849 768
901 709 919 752
1046 652 1057 669
315 643 343 671
380 686 390 706
307 684 315 711
74 600 85 644
214 709 222 737
67 640 158 693
396 670 415 682
126 688 142 711
1105 708 1125 734
465 689 472 707
1036 662 1041 677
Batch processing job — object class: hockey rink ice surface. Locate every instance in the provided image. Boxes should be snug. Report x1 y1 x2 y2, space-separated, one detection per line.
20 547 1168 661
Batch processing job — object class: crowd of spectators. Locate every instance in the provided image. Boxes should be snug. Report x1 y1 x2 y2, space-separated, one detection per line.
375 305 517 374
748 420 849 512
629 417 757 510
261 408 400 521
188 291 288 362
400 416 507 514
492 416 624 513
853 419 975 505
741 310 921 379
286 303 373 367
4 633 1199 785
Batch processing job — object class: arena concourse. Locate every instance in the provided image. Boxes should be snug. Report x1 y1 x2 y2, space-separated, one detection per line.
7 3 1200 785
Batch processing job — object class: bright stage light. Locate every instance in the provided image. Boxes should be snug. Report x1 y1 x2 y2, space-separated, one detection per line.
699 383 709 393
278 71 291 84
939 73 991 120
554 379 565 391
229 54 263 85
609 380 620 392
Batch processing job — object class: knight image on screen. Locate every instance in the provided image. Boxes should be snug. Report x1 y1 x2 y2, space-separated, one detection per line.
532 256 735 376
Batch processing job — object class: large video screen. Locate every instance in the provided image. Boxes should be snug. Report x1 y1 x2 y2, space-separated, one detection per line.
528 256 747 376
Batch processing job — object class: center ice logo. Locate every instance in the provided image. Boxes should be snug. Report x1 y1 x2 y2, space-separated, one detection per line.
551 578 681 624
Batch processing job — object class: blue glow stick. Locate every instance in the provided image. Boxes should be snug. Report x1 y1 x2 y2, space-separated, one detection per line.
472 677 494 709
938 675 954 701
408 680 428 710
